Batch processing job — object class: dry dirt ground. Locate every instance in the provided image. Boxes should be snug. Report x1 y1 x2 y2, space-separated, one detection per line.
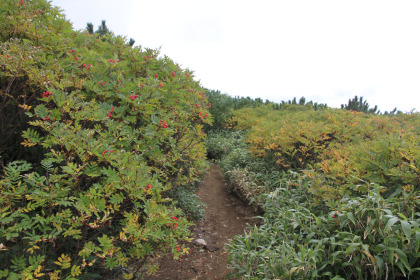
145 165 260 280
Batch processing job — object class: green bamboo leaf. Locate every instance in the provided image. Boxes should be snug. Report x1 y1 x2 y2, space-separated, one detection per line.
416 231 420 251
384 217 399 233
355 263 362 279
400 220 411 239
388 248 394 264
346 212 355 224
375 255 384 271
398 212 408 221
345 243 361 254
394 249 410 270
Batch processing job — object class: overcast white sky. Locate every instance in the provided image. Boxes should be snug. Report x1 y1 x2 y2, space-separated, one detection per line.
51 0 420 112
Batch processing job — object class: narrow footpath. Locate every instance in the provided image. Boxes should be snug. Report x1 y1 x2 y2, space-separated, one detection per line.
145 165 259 280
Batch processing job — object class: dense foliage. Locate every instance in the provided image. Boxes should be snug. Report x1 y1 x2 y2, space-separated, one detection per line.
203 89 269 131
0 0 211 278
206 104 420 279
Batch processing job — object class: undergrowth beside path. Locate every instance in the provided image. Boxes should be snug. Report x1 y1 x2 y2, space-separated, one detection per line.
207 123 420 280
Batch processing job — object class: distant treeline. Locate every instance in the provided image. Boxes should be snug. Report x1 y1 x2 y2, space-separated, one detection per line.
204 89 401 130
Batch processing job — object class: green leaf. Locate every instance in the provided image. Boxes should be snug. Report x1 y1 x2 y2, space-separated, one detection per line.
416 231 420 251
398 212 408 221
384 217 399 233
0 269 9 278
375 255 384 271
345 243 361 254
346 212 355 224
395 249 410 270
400 220 411 239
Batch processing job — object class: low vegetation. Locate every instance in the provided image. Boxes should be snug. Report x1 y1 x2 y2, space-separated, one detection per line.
206 104 419 279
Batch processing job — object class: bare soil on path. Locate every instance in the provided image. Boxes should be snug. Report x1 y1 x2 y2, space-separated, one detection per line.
145 164 260 280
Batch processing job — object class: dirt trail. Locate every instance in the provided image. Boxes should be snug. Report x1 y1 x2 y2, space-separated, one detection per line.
145 165 259 280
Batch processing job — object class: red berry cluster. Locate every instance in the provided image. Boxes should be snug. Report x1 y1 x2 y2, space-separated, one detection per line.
139 84 145 88
155 73 158 78
158 81 163 88
107 59 116 62
171 71 175 77
160 119 168 128
171 216 178 229
102 150 114 156
144 55 152 61
130 95 138 101
68 49 78 60
42 116 50 121
82 63 91 70
146 184 151 191
42 91 52 98
196 103 201 109
199 112 208 119
208 102 211 109
107 106 114 119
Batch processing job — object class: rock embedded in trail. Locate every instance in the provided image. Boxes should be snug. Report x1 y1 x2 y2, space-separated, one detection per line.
193 238 207 247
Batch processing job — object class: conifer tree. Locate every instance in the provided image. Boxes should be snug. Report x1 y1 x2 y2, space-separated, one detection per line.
86 22 94 34
341 95 379 114
86 20 135 46
96 20 110 36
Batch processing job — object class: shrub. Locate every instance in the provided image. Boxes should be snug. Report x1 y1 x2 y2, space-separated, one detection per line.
227 178 420 279
222 105 420 279
166 182 207 221
0 1 211 278
236 107 419 200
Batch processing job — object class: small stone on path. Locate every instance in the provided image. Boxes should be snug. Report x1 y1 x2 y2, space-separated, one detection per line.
194 238 207 247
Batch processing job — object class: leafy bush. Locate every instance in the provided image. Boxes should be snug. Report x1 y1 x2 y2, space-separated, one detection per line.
0 1 211 278
227 176 420 279
205 130 247 160
166 182 207 221
236 107 419 200
219 105 420 279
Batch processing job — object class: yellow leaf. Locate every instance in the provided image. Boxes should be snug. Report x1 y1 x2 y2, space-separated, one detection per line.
18 104 31 111
21 139 36 147
71 265 82 277
34 265 45 277
363 251 376 264
54 254 71 269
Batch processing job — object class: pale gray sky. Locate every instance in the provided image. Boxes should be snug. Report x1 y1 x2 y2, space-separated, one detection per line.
51 0 420 112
